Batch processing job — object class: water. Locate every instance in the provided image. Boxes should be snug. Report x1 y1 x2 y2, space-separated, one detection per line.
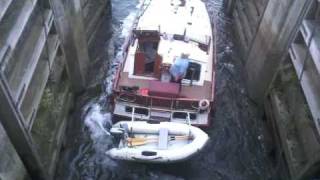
56 0 280 179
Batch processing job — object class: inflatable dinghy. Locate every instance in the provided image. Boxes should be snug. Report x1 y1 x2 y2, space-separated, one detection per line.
106 121 209 163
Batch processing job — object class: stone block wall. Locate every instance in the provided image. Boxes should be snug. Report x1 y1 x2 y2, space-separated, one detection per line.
231 0 311 103
0 123 29 180
0 0 110 179
230 0 320 179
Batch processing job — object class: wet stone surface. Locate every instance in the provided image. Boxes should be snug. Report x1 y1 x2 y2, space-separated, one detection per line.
55 0 280 179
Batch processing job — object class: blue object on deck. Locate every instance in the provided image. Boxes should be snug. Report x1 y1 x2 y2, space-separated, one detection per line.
169 58 189 80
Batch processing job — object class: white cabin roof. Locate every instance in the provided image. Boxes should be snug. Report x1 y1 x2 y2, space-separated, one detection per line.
136 0 212 45
158 37 208 64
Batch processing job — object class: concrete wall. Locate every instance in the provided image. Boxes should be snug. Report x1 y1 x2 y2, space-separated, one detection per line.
50 0 110 92
0 123 29 180
231 0 320 179
267 1 320 179
265 58 320 179
232 0 311 103
0 0 110 179
232 0 268 58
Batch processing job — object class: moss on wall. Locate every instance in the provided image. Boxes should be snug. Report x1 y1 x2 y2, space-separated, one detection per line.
31 67 74 176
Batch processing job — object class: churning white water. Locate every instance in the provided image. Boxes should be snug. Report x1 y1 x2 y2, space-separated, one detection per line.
83 0 142 146
84 104 112 138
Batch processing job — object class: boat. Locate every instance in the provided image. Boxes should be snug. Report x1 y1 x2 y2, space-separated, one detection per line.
107 121 209 162
108 0 214 162
112 0 216 127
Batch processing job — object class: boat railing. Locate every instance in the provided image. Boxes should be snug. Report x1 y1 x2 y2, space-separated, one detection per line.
115 90 200 111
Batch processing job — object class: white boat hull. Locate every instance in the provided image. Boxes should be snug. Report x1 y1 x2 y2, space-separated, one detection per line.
106 121 209 163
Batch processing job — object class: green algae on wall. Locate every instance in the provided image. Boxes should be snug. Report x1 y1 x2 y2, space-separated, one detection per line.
31 68 74 177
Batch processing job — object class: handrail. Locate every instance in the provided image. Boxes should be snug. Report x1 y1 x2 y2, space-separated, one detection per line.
115 89 203 102
118 103 198 117
115 90 203 112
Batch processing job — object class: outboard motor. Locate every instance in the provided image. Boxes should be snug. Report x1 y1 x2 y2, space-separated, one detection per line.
110 127 125 144
110 123 131 144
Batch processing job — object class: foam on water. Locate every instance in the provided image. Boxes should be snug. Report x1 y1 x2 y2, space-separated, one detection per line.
77 9 142 177
83 0 141 147
120 12 137 37
84 104 112 138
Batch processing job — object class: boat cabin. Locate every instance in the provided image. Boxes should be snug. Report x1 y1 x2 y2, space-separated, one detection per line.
113 0 215 126
133 30 162 78
132 29 208 84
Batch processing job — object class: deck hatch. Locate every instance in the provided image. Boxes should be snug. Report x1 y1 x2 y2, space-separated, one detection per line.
141 151 157 156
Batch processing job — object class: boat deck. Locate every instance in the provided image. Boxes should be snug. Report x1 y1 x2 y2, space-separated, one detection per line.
118 72 213 100
115 0 215 102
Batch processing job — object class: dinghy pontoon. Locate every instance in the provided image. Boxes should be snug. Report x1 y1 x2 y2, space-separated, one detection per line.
106 121 209 162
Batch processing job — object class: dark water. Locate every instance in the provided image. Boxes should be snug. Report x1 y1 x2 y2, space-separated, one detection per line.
55 0 279 179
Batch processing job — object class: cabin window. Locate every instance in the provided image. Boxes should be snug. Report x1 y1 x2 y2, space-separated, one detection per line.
184 62 201 81
190 113 197 120
172 112 197 120
172 112 187 119
135 108 149 116
125 106 133 113
125 106 149 116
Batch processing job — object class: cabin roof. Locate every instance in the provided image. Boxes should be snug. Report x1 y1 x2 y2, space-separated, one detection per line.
158 37 208 64
136 0 212 45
